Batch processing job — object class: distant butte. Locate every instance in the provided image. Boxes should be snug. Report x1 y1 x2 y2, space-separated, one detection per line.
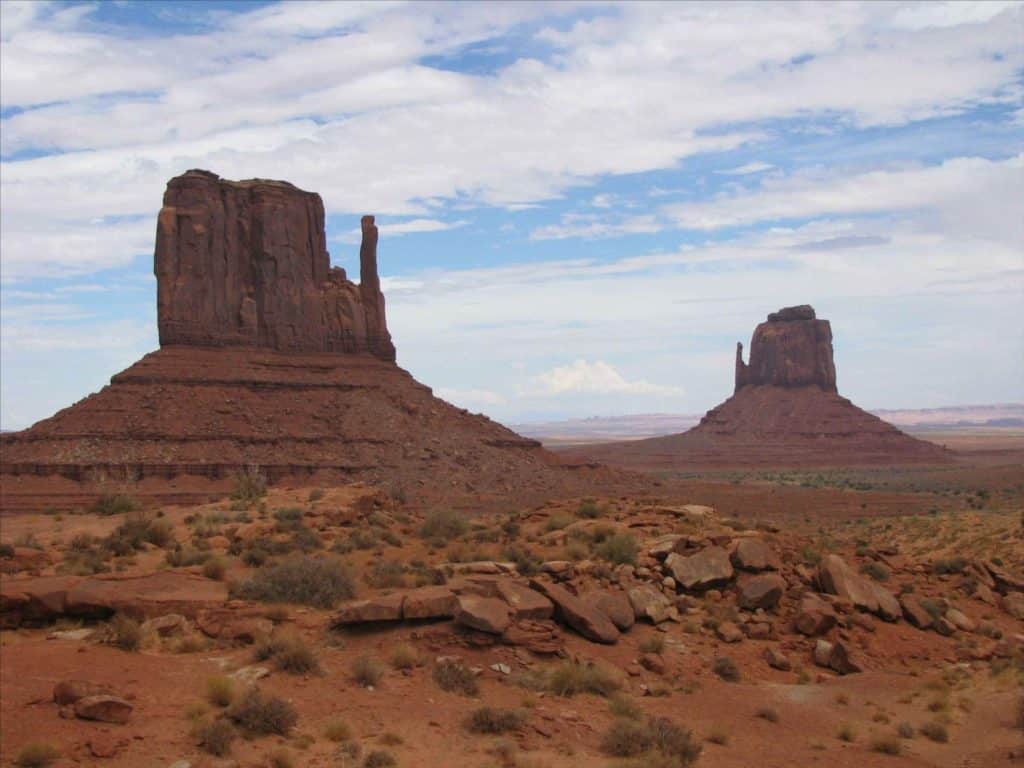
0 170 613 513
564 305 952 469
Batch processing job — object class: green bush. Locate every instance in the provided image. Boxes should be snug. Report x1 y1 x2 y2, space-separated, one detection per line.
13 743 60 768
363 751 396 768
202 557 227 580
196 717 235 756
547 660 621 697
109 614 142 651
254 631 320 675
919 721 948 743
713 656 740 682
466 707 526 734
352 655 384 687
90 493 138 516
206 675 235 707
227 687 297 735
234 557 354 608
601 717 701 765
419 509 468 541
433 659 478 696
231 468 267 503
594 533 639 565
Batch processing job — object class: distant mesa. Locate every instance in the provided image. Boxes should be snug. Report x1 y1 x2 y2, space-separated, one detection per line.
565 305 951 469
0 170 604 512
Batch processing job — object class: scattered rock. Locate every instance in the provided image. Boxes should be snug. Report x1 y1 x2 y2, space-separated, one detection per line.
731 538 781 572
529 580 619 644
664 546 734 591
54 680 114 706
627 585 678 624
501 620 562 654
141 613 190 637
494 581 554 621
793 594 837 636
816 555 900 621
583 591 635 631
945 607 975 633
229 666 270 684
716 621 744 643
74 694 133 724
763 646 791 671
900 595 934 629
736 573 785 611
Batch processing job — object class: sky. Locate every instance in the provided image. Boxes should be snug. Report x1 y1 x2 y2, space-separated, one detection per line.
1 0 1023 431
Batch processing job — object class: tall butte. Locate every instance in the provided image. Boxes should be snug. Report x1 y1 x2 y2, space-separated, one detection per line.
568 305 950 468
0 170 585 512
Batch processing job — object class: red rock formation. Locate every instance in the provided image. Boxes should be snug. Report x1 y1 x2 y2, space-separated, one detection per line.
566 305 951 468
1 171 629 512
734 305 836 392
155 170 394 360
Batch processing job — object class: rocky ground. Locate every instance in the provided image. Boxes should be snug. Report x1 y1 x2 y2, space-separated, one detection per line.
1 477 1022 768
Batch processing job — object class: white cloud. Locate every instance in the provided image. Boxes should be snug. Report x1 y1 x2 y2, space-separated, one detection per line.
2 2 1022 278
332 218 468 244
718 162 774 175
523 360 685 398
663 154 1024 234
530 213 662 240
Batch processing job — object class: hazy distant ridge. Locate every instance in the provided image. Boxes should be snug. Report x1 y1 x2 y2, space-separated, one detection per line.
515 403 1024 445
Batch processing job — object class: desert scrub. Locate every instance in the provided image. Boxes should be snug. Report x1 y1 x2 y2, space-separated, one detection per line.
109 614 143 651
389 642 421 670
466 707 526 734
601 716 702 766
269 748 295 768
872 735 902 755
594 532 639 565
234 556 354 608
919 721 949 742
419 509 468 542
837 723 856 742
608 694 643 720
501 544 542 576
433 659 479 696
705 725 730 745
364 559 408 588
226 687 298 736
639 634 665 654
13 743 60 768
363 751 396 768
196 717 236 756
206 675 235 707
577 498 605 518
231 467 267 503
713 656 740 682
756 707 779 723
324 717 353 742
308 488 325 502
254 630 320 675
352 655 385 687
546 660 621 697
202 556 227 580
859 561 890 582
90 493 138 516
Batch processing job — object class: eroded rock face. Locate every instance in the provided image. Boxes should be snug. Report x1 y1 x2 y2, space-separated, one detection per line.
735 305 836 392
155 170 394 361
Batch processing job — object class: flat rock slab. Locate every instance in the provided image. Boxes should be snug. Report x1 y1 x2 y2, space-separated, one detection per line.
529 579 619 644
54 680 115 706
455 595 511 634
627 586 677 624
402 586 458 620
64 572 228 619
583 590 635 631
332 593 405 625
664 546 734 591
494 581 553 621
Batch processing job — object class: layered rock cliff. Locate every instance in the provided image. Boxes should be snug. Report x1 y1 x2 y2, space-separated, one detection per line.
734 305 836 392
155 170 394 360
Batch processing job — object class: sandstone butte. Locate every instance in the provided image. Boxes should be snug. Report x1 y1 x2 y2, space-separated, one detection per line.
566 304 952 469
0 170 616 513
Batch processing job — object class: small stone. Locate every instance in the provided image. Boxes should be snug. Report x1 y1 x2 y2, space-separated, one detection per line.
763 646 791 671
716 621 744 643
74 694 133 724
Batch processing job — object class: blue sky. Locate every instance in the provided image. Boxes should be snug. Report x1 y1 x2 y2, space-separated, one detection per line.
1 0 1022 430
